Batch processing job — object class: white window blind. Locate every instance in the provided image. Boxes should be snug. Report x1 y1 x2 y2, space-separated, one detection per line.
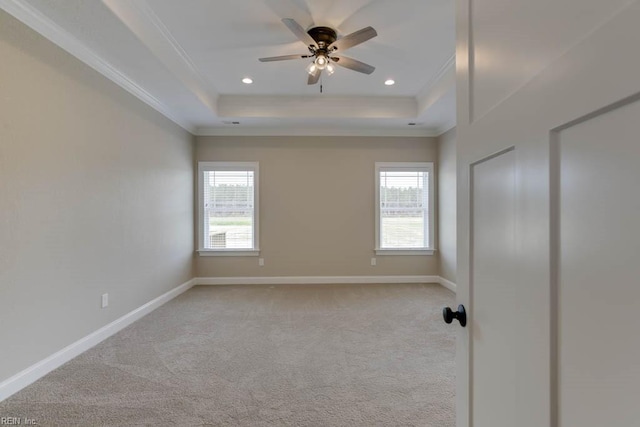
376 163 434 253
199 162 258 253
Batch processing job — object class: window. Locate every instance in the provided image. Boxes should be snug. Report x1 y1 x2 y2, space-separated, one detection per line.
375 162 435 255
198 162 259 256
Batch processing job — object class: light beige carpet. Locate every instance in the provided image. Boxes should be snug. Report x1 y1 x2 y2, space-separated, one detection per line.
0 283 455 426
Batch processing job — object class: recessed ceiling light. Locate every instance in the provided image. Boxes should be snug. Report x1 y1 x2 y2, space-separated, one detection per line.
384 79 395 86
242 77 253 84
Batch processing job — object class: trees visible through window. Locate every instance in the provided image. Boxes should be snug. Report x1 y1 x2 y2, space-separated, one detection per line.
198 162 258 254
376 163 434 253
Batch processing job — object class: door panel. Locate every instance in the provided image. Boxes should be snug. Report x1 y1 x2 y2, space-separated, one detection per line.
556 99 640 426
470 149 517 427
470 0 630 121
456 0 640 425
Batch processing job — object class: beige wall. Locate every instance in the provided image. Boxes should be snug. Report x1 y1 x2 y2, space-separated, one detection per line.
0 11 194 383
437 127 457 283
196 136 439 278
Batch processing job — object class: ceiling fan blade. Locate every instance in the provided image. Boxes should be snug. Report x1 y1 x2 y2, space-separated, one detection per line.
328 26 377 52
259 54 309 62
308 68 321 85
282 18 317 49
332 55 375 74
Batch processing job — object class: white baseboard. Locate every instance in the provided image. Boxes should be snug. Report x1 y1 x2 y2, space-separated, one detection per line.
196 275 457 293
438 276 457 293
195 275 441 286
0 278 196 402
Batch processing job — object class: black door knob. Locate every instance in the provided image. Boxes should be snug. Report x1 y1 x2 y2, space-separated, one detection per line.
443 304 467 327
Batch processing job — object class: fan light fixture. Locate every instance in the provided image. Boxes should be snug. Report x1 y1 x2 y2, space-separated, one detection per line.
258 19 378 86
315 54 329 70
308 58 335 76
306 63 317 75
326 63 335 75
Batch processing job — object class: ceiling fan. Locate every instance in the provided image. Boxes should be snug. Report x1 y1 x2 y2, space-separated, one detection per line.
259 18 377 85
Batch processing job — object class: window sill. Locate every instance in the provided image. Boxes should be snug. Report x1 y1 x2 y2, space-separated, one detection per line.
198 249 260 257
375 249 435 256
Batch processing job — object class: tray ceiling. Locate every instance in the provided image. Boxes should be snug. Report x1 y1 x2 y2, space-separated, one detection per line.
1 0 455 136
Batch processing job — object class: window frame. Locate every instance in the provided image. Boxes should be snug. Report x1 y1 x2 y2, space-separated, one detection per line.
375 162 435 256
197 161 259 256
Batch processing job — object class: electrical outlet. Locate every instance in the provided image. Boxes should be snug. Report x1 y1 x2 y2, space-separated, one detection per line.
101 293 109 308
258 258 265 267
371 258 377 266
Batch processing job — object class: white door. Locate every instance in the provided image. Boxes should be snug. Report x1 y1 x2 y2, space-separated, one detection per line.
453 1 640 426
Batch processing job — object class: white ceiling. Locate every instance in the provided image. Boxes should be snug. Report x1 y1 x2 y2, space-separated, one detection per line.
2 0 456 136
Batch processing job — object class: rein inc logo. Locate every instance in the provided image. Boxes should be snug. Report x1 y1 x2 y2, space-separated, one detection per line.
1 417 38 425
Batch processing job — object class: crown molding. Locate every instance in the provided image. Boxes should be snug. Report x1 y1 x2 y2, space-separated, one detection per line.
416 54 456 115
437 120 457 136
102 0 219 116
0 0 196 133
418 54 455 100
196 125 440 137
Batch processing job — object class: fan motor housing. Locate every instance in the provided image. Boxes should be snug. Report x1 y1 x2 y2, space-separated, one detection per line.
307 26 337 47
